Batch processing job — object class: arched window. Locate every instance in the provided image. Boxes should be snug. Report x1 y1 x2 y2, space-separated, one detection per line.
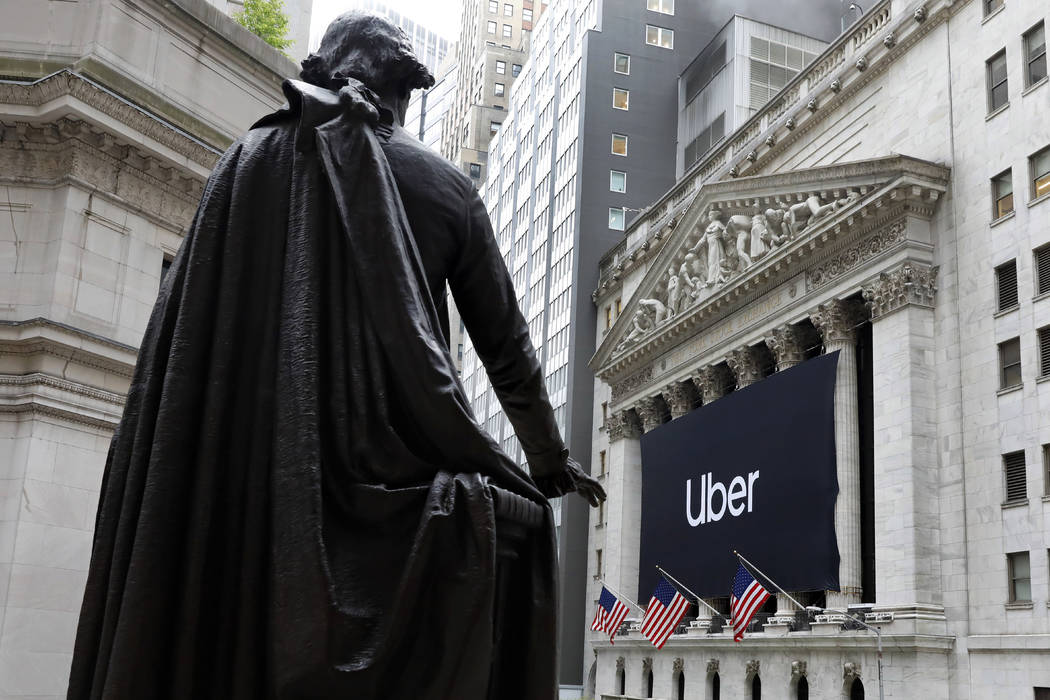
617 668 625 695
752 674 762 700
797 676 809 700
646 669 654 697
850 678 864 699
677 671 685 700
711 672 720 700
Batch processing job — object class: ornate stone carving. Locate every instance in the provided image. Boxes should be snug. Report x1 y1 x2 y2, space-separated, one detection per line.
606 409 643 441
791 660 808 680
662 381 695 419
785 117 796 130
766 325 806 370
746 150 758 162
856 56 868 71
862 262 938 320
616 656 625 671
843 661 861 682
728 166 739 177
807 98 819 112
691 364 732 404
883 32 897 48
914 6 927 22
726 346 764 388
811 298 868 345
673 657 684 674
635 396 663 433
765 135 776 148
746 659 760 679
642 657 653 673
611 366 653 402
806 220 906 290
830 79 842 93
706 659 720 675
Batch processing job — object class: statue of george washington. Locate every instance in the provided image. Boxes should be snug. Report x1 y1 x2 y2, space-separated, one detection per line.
67 12 604 700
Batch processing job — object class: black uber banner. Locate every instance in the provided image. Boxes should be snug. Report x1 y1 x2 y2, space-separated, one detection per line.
639 351 840 599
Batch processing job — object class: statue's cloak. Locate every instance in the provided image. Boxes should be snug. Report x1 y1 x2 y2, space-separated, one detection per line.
68 80 559 700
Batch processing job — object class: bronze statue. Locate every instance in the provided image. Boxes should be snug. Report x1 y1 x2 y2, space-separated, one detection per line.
68 12 603 700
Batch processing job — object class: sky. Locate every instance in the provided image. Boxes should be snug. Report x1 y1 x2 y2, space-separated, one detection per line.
309 0 463 49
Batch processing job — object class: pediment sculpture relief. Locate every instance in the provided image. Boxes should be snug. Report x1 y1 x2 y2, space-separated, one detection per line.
616 190 861 353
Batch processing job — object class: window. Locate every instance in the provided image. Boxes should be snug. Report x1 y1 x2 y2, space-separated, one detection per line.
595 549 603 578
646 0 674 14
523 8 532 22
1036 244 1050 296
495 59 506 74
797 676 809 700
599 448 606 475
992 169 1014 218
597 500 604 526
488 0 498 12
615 298 622 315
645 24 674 49
750 37 806 109
614 52 631 74
1044 444 1050 496
487 20 496 34
677 671 685 700
502 23 512 38
987 50 1008 112
1031 145 1050 199
1039 326 1050 378
610 170 627 192
1004 450 1027 502
511 63 522 77
984 0 1003 15
684 113 725 168
613 87 629 110
503 2 512 16
611 133 628 156
490 120 502 133
457 343 463 361
605 306 612 329
1024 22 1047 87
751 674 761 700
609 207 625 230
996 260 1018 311
494 82 505 96
711 673 720 700
1008 551 1031 602
617 668 626 695
1000 337 1021 388
646 668 654 698
469 162 481 179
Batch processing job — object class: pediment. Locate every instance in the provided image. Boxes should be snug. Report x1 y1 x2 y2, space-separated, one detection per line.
591 155 949 382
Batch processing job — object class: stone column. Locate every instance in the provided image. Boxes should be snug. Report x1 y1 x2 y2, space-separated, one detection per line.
811 298 867 608
662 381 695 420
635 395 663 433
862 263 942 609
605 408 644 602
690 364 732 404
726 345 763 389
764 324 808 619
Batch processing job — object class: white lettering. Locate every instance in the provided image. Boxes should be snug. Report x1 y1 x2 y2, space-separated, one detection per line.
706 471 727 522
727 476 747 516
747 470 760 512
684 469 760 526
685 476 705 526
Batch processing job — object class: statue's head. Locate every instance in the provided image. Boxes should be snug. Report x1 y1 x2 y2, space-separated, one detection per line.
301 11 435 98
707 209 721 222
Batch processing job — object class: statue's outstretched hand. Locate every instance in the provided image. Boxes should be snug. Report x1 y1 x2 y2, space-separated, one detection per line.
533 457 607 507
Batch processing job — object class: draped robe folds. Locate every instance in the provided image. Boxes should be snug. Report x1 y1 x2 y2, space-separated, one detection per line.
67 80 562 700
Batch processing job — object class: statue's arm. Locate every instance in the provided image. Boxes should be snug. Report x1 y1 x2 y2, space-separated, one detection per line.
450 189 604 505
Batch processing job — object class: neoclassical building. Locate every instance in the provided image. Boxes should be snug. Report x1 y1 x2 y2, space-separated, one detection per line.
0 0 293 695
587 0 1049 698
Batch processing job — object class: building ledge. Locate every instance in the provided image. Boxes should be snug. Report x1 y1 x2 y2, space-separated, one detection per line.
993 304 1019 318
1001 498 1029 510
989 211 1016 228
985 102 1010 122
968 634 1050 652
1005 602 1034 611
1028 191 1050 209
1022 76 1048 98
996 384 1022 397
981 4 1006 24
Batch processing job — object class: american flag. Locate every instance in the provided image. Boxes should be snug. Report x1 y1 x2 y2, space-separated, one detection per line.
730 563 771 642
641 577 690 649
591 586 630 643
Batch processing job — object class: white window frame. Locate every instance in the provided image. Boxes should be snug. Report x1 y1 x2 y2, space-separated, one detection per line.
502 24 512 38
612 87 629 110
609 207 625 230
614 52 631 75
494 82 505 97
610 170 627 193
646 0 674 15
611 133 628 156
495 59 506 75
645 24 674 49
487 20 497 34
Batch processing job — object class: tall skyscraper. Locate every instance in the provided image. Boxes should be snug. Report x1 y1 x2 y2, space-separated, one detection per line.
459 0 844 692
405 59 459 154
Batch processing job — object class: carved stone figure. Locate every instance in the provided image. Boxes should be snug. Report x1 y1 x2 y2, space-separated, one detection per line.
728 214 754 269
68 12 603 700
750 213 771 260
703 209 727 285
665 266 682 317
764 207 790 243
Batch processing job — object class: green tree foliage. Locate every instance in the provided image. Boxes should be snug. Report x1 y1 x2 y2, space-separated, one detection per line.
234 0 293 54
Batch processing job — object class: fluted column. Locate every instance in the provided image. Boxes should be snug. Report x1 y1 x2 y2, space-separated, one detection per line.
811 298 867 608
726 345 763 389
606 408 644 602
662 381 695 420
764 324 808 619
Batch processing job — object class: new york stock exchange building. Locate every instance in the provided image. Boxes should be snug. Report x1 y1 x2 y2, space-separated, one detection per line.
586 0 1049 698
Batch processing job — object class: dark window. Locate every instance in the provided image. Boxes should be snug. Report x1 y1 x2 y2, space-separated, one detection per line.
996 260 1018 310
511 63 522 77
1035 688 1050 700
752 674 761 700
617 668 626 695
850 678 865 700
1038 326 1050 378
469 162 481 179
1004 450 1027 502
1045 444 1050 496
1008 551 1031 602
711 672 720 700
1030 145 1050 199
614 52 631 75
1036 244 1050 296
676 672 685 700
684 112 725 169
1000 337 1021 388
1025 22 1047 87
797 676 809 700
992 169 1014 218
987 50 1009 111
984 0 1003 15
646 669 654 698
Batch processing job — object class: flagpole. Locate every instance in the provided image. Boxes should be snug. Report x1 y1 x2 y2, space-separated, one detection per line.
655 565 721 615
733 550 807 610
597 579 643 614
734 551 884 700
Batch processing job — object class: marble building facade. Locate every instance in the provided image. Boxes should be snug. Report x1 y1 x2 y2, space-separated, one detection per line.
587 0 1049 698
0 1 293 696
